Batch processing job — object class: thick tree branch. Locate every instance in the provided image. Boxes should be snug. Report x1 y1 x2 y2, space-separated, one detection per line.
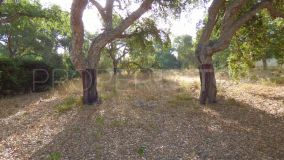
198 0 225 45
222 0 247 32
87 0 154 68
90 0 107 22
210 0 284 55
112 0 154 36
105 0 114 30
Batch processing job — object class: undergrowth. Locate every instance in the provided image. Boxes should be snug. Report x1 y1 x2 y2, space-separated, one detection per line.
55 96 82 113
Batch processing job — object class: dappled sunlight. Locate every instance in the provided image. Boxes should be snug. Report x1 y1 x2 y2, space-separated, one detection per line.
0 92 53 119
0 94 79 159
1 0 284 158
164 70 284 117
218 81 284 116
1 71 284 159
202 107 252 133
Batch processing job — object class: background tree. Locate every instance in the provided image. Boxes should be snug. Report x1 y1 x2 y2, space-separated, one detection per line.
120 18 171 71
70 0 193 104
0 0 73 94
0 0 51 25
0 1 71 59
173 35 195 68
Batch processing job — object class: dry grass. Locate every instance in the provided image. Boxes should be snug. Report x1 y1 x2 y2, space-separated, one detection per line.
1 70 284 159
55 96 83 113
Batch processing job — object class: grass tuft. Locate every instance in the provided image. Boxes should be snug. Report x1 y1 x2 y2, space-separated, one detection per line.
175 93 194 101
48 152 61 160
137 146 146 156
95 115 105 125
168 93 196 109
55 96 82 113
110 119 128 128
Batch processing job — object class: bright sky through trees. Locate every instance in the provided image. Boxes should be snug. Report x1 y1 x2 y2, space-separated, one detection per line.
39 0 208 39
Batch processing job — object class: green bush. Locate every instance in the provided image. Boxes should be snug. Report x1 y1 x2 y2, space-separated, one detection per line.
0 57 52 96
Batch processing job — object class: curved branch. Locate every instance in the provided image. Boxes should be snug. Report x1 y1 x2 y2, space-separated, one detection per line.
198 0 225 45
89 0 107 22
210 0 284 55
112 0 154 36
87 0 154 68
222 0 247 32
105 0 114 30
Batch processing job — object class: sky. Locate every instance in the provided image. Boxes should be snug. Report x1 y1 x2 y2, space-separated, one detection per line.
39 0 209 39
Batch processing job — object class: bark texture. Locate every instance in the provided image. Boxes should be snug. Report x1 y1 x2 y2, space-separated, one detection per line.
196 0 284 104
70 0 87 70
82 69 98 105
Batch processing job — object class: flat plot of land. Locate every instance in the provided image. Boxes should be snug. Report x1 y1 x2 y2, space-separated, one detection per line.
0 71 284 159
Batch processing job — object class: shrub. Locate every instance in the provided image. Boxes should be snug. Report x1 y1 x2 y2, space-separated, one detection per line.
0 57 52 96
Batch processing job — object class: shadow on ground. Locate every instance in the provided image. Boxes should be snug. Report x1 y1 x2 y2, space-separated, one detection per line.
29 78 284 160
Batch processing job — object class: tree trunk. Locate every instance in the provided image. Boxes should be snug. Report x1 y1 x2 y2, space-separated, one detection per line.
197 50 217 105
262 58 267 70
113 61 118 76
7 34 16 58
199 63 217 104
82 69 98 105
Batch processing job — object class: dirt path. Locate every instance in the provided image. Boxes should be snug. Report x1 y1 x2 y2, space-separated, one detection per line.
0 74 283 159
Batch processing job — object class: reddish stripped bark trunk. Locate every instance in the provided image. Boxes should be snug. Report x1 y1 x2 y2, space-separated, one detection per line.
82 69 98 105
199 63 217 104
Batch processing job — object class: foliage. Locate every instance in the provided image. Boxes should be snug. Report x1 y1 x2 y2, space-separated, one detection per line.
0 0 71 58
173 35 196 68
0 57 52 95
0 0 75 94
206 8 284 78
213 49 230 69
118 18 172 72
155 51 181 69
